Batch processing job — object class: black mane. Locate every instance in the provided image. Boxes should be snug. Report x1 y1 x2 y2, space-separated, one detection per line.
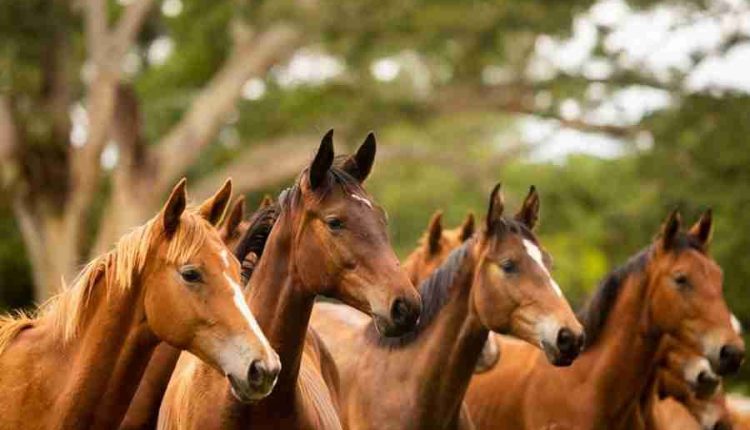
366 240 473 348
234 202 280 284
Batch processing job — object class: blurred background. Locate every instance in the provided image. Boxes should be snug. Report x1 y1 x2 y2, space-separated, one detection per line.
1 0 749 385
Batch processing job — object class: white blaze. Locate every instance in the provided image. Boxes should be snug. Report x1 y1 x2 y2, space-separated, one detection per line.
224 272 272 352
220 249 230 269
350 193 373 209
523 239 564 298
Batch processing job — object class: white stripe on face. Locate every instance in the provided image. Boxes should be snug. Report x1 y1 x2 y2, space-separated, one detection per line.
523 239 563 298
224 272 272 352
731 313 743 335
350 193 373 209
220 249 230 269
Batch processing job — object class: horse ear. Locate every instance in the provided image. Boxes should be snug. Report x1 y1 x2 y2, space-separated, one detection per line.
515 185 540 230
309 129 335 190
427 211 443 255
220 196 245 242
460 212 475 242
688 209 713 251
342 132 376 183
198 178 233 226
162 178 188 237
485 183 505 234
659 209 682 251
258 194 273 210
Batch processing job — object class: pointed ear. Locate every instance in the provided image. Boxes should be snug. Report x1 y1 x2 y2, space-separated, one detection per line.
309 129 335 190
515 185 540 230
486 183 505 235
688 209 713 251
259 194 273 210
460 212 475 242
427 211 443 255
198 178 233 226
342 132 376 183
220 196 245 242
162 178 188 237
659 209 682 251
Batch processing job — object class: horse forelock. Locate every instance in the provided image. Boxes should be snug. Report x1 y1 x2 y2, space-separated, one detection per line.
0 210 213 351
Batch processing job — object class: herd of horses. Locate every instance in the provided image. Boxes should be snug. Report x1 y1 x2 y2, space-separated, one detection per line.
0 129 747 430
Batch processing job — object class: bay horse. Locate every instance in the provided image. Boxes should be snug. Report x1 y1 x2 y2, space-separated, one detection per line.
465 209 745 430
119 195 257 430
0 179 279 430
158 130 422 430
311 184 585 430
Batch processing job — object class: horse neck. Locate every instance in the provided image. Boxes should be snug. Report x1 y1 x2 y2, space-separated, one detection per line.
246 212 314 396
405 243 489 424
54 270 159 429
586 272 662 422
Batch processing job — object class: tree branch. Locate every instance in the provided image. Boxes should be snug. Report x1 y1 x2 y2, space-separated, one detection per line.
0 96 21 191
153 23 302 195
84 0 108 65
431 84 640 138
110 0 156 62
192 135 315 199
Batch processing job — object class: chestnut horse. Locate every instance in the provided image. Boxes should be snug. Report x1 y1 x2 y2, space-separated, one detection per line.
119 195 257 430
0 179 279 430
465 209 745 430
311 184 585 430
640 337 730 430
158 131 422 429
402 210 475 286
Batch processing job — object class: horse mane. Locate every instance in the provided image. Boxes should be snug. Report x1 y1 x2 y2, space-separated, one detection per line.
366 239 473 348
576 232 704 347
0 210 213 354
234 202 281 283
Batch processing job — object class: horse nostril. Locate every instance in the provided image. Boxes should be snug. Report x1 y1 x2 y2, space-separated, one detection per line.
247 360 268 389
696 370 720 398
557 328 575 354
713 421 732 430
718 345 745 376
390 298 419 331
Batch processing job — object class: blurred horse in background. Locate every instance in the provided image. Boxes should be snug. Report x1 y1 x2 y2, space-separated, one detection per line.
158 131 422 429
465 209 745 430
0 179 279 430
312 184 585 430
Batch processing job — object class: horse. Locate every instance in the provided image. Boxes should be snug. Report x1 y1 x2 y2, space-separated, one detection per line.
157 130 422 430
119 195 260 430
0 178 279 430
465 209 745 430
639 336 730 430
402 210 475 286
310 184 585 430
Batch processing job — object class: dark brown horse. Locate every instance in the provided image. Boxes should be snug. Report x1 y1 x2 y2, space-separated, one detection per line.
311 184 585 430
0 179 279 430
465 209 745 430
158 131 422 430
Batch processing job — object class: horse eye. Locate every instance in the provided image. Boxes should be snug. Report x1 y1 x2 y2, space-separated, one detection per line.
326 217 344 231
673 273 689 288
180 267 203 284
499 259 517 274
